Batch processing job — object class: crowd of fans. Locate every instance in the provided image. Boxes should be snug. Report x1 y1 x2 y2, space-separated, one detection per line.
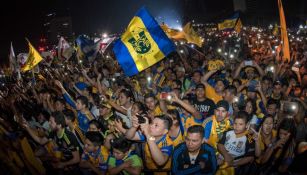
0 25 307 175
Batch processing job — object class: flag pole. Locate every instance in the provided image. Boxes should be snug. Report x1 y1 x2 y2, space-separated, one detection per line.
184 43 206 56
31 66 36 85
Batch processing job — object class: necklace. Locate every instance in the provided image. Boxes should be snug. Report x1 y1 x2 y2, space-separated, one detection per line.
188 150 200 164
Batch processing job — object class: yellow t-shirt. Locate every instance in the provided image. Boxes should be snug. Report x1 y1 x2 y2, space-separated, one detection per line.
205 84 223 104
168 128 184 147
256 130 277 163
153 106 163 116
143 134 173 174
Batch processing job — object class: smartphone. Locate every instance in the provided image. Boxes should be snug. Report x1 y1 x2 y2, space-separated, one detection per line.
160 92 169 100
136 114 146 124
245 60 253 66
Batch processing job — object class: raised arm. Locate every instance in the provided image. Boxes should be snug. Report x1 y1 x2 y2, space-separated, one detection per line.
234 62 245 79
141 123 171 166
170 92 202 119
252 61 265 78
54 80 77 109
201 69 219 85
82 69 97 87
22 119 48 145
125 115 141 141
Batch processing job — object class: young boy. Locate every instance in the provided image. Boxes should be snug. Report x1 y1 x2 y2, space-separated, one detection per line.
55 80 95 134
108 137 143 175
217 111 255 175
79 131 108 175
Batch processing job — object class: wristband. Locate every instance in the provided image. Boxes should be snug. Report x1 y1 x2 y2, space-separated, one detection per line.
148 136 156 141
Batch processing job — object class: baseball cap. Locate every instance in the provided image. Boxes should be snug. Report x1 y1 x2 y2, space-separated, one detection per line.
176 67 185 73
247 86 257 92
216 100 229 111
75 82 88 90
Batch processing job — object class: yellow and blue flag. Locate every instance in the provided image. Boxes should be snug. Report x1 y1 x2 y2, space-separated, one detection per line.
113 7 175 76
75 35 99 61
22 40 43 72
218 12 239 31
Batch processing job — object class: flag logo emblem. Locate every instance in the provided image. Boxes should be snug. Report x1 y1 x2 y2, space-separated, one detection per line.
128 29 151 55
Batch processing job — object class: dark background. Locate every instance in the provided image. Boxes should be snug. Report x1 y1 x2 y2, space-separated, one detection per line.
0 0 306 64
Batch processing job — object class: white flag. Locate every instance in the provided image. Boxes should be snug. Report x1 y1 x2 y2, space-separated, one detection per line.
41 51 54 66
17 53 29 67
58 37 73 61
9 42 16 72
98 37 116 54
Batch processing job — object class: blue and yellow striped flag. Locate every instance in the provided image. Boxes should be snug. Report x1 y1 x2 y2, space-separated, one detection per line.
113 7 175 76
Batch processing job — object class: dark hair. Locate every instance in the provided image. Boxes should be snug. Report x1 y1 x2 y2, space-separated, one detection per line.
133 101 147 114
187 125 204 138
232 78 242 86
192 70 203 77
155 115 173 130
51 111 66 127
85 131 104 146
55 98 66 105
144 93 156 100
262 76 273 82
243 98 257 117
274 118 297 168
111 136 132 153
120 89 134 102
167 109 181 125
225 85 237 95
173 80 182 88
267 98 281 109
234 110 249 123
89 119 103 130
173 88 182 93
92 93 101 107
63 109 75 122
257 114 274 131
38 109 50 120
277 118 296 140
76 95 89 108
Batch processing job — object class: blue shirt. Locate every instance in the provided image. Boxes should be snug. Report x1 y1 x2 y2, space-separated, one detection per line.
63 93 94 133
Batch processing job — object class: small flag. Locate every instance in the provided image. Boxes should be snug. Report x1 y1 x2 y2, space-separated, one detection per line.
113 7 175 76
160 23 183 39
182 22 204 47
161 23 203 47
272 23 279 36
9 42 17 73
21 40 43 72
41 51 54 66
218 12 239 31
58 37 73 61
17 53 29 67
75 35 99 62
234 19 242 34
99 37 116 54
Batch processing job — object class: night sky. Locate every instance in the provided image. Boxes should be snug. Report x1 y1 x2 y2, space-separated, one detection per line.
0 0 306 64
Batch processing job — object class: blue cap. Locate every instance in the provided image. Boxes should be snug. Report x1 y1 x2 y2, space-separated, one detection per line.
75 82 88 90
